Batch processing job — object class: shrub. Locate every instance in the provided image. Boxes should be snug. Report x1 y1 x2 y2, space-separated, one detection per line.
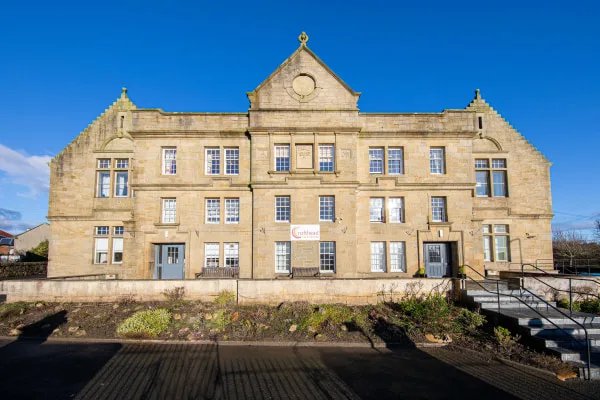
395 294 452 334
300 304 356 332
0 302 28 319
494 326 520 351
162 287 186 306
117 309 171 338
455 308 486 334
580 298 600 314
214 290 236 307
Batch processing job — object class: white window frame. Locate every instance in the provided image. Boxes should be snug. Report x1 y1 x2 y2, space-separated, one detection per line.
482 224 511 262
205 243 220 268
162 198 177 224
430 147 445 174
388 197 404 223
275 196 291 222
369 147 384 174
114 171 129 197
162 148 177 175
390 242 406 272
94 238 109 264
224 242 239 268
475 158 508 197
275 241 291 273
97 171 111 198
387 147 404 175
319 196 335 222
225 198 240 224
370 197 385 223
370 242 386 272
274 144 291 172
224 147 240 175
205 147 221 175
205 198 221 224
431 197 447 223
112 237 123 264
319 241 336 273
318 144 335 172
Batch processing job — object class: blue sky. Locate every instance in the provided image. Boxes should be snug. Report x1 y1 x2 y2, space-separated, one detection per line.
0 1 598 237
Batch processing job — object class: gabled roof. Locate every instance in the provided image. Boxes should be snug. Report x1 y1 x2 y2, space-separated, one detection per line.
248 32 360 99
0 229 13 238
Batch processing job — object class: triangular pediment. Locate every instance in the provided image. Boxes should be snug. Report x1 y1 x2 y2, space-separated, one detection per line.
248 43 360 111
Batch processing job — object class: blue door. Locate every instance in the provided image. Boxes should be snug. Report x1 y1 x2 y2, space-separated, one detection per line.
424 243 451 278
155 244 185 279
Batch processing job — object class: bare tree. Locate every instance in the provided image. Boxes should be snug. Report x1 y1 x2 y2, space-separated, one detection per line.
595 219 600 243
553 230 592 269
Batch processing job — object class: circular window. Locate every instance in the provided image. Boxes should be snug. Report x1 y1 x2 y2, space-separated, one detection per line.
292 74 315 96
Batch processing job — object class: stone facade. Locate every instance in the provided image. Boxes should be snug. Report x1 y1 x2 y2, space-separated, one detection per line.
47 34 553 279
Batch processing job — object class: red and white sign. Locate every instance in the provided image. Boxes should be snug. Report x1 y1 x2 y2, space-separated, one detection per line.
290 225 320 241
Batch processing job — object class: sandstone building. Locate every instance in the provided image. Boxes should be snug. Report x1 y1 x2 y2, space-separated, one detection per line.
47 33 553 279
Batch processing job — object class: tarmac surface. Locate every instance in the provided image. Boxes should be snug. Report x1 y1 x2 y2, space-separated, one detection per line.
0 338 599 400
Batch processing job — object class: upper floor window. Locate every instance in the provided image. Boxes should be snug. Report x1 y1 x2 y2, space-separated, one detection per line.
475 158 508 197
114 159 129 198
205 148 220 175
274 145 290 172
225 148 239 175
483 224 511 262
97 159 110 169
388 147 404 175
275 196 291 222
96 158 129 198
431 197 447 222
319 196 335 222
319 145 335 172
369 197 385 222
225 198 240 224
205 198 220 224
369 148 384 174
162 148 177 175
388 197 404 223
162 198 177 224
430 147 445 174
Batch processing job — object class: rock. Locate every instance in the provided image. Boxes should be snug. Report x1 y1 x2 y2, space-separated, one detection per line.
424 333 452 344
68 326 80 333
52 328 60 334
443 334 452 344
556 370 578 381
222 335 228 340
135 306 144 311
178 327 190 335
75 329 87 337
72 308 81 314
341 325 348 332
35 303 44 309
204 313 213 320
54 306 63 312
308 326 317 333
230 312 240 322
289 324 298 333
93 314 102 319
8 328 20 336
16 323 25 330
173 313 182 320
315 334 326 341
112 304 120 310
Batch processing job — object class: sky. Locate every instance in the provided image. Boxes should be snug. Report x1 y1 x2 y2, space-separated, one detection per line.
0 0 598 237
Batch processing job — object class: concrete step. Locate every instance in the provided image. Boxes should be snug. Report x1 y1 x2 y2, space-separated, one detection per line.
527 324 600 336
480 302 555 310
546 346 600 363
465 289 523 297
543 336 600 349
469 295 535 303
581 364 600 380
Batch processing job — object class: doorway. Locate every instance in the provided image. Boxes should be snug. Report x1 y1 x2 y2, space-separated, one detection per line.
154 244 185 279
424 242 452 278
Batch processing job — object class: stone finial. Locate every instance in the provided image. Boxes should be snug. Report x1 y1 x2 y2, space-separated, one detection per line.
298 31 309 46
475 88 481 100
121 87 128 97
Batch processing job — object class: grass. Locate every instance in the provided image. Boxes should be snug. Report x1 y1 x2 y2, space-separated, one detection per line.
116 308 171 338
213 290 236 307
0 302 29 319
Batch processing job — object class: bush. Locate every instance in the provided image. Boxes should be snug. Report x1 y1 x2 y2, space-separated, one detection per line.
580 298 600 314
117 309 171 338
300 304 356 332
395 294 452 334
214 290 236 307
455 308 486 334
494 326 520 352
162 287 186 306
0 302 28 319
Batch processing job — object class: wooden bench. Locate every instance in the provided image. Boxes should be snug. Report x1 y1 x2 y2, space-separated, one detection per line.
291 267 320 278
196 267 239 278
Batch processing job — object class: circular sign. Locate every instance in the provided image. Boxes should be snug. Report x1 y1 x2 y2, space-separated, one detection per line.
292 75 315 96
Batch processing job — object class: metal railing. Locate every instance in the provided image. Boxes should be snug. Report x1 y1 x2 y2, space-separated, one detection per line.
521 263 600 315
461 263 592 380
536 258 600 276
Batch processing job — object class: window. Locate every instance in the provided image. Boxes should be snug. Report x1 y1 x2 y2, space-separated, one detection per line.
94 238 109 264
318 144 335 172
205 148 221 175
430 147 445 174
225 198 240 224
275 241 291 273
482 224 511 262
388 147 404 175
275 196 291 222
475 158 508 197
162 148 177 175
369 198 384 222
115 159 129 169
162 198 177 224
319 196 335 222
112 238 123 264
370 242 386 272
205 198 220 224
431 197 447 222
113 226 124 235
390 242 406 272
96 226 109 236
97 171 111 198
274 145 290 172
224 243 239 268
97 159 110 169
388 197 404 223
319 242 336 273
225 148 239 175
114 171 129 197
205 243 219 268
369 148 384 174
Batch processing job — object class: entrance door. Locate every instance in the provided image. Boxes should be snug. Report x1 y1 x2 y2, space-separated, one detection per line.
155 244 185 279
424 243 451 278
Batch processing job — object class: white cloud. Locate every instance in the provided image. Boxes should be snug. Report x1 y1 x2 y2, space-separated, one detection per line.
0 144 52 198
0 207 32 234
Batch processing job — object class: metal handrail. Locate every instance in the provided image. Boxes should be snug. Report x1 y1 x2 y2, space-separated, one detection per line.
461 264 592 380
521 263 600 313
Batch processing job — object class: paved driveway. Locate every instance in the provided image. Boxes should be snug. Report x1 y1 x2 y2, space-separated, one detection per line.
0 339 598 399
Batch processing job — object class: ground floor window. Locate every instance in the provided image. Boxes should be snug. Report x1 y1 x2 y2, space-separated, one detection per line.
224 243 239 268
94 238 108 264
370 242 386 272
94 225 124 265
319 241 336 273
275 241 291 273
390 242 406 272
483 224 510 262
205 243 219 268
